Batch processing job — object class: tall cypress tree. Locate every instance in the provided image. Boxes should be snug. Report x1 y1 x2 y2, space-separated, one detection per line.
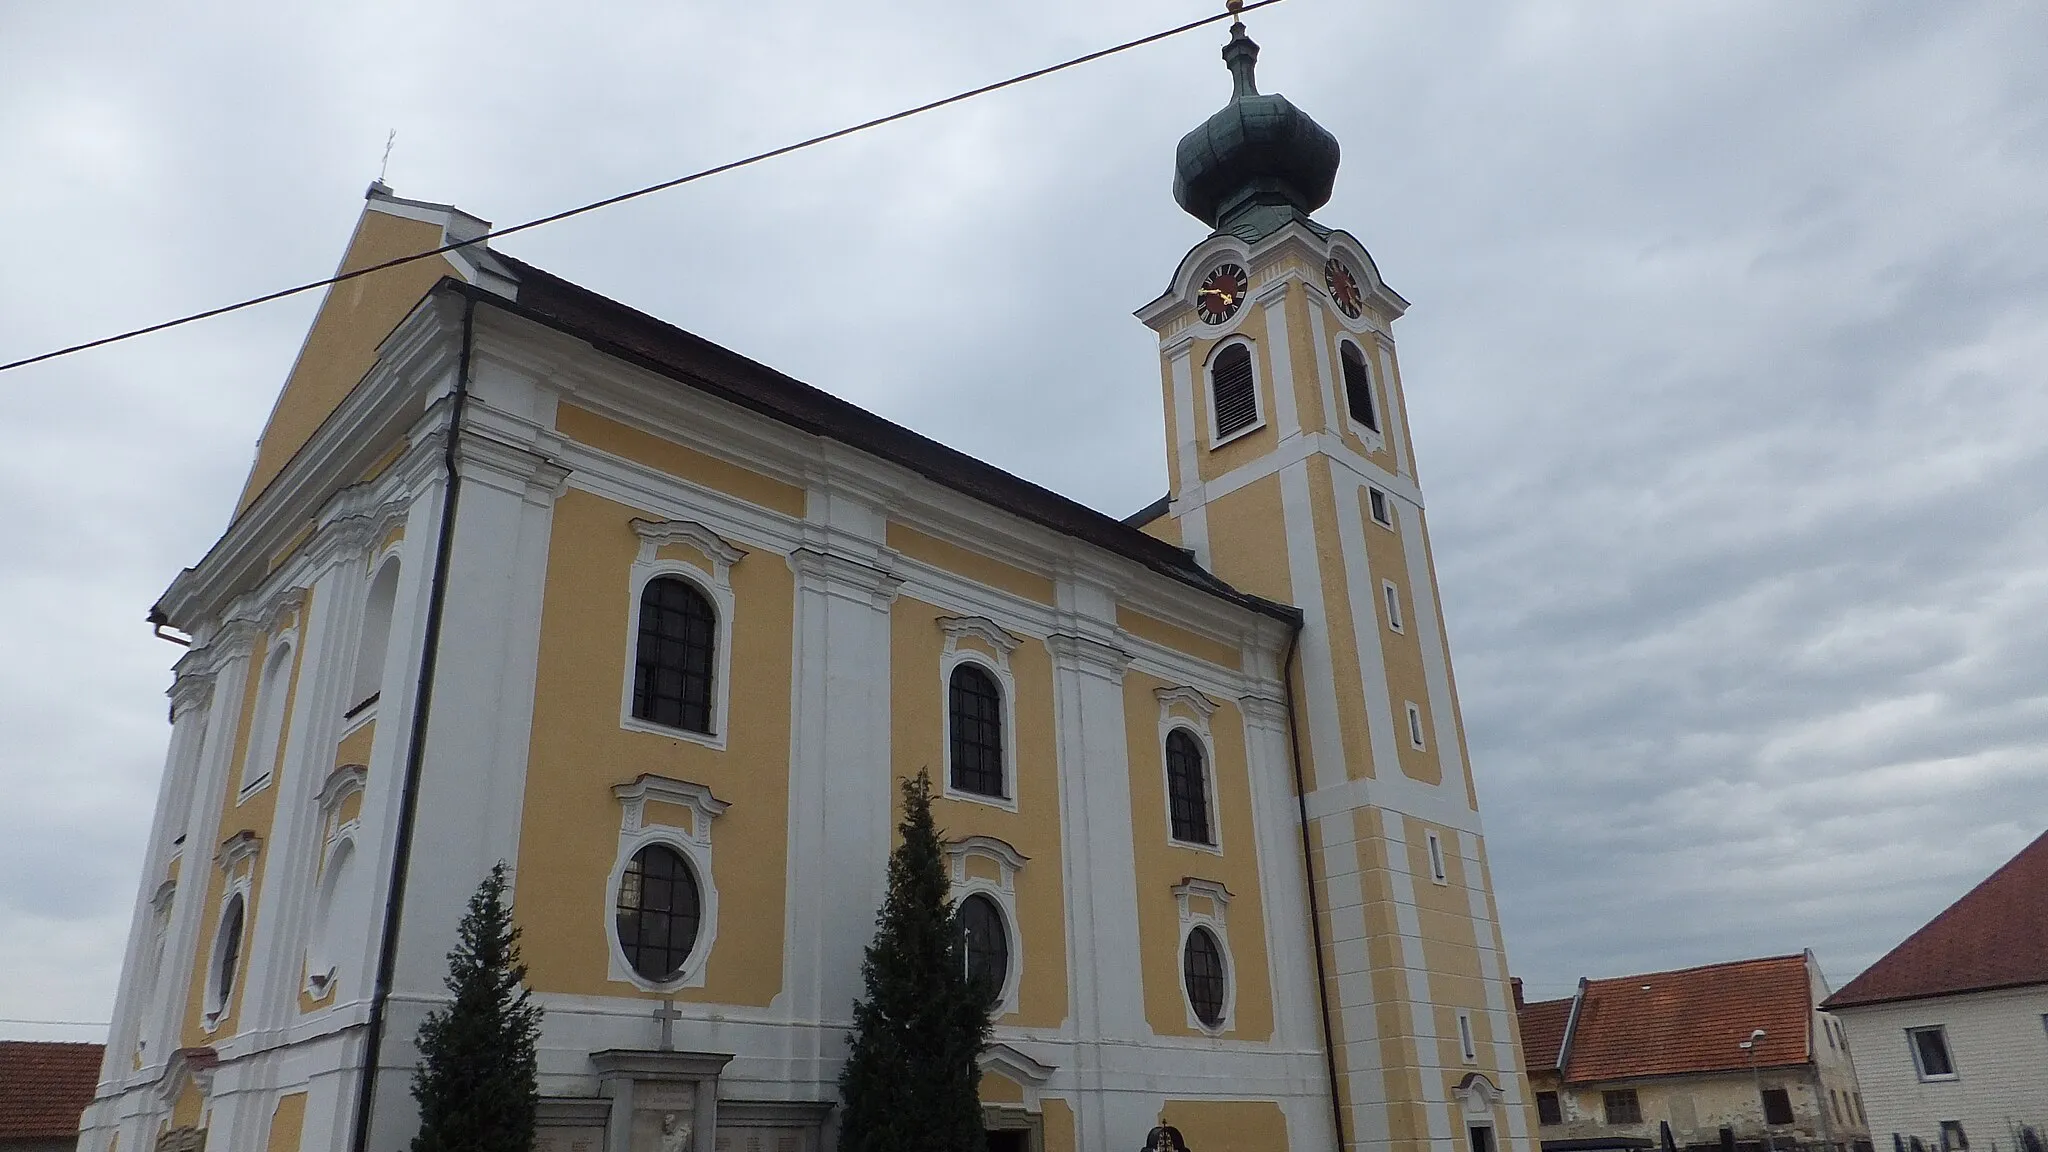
410 861 543 1152
838 771 995 1152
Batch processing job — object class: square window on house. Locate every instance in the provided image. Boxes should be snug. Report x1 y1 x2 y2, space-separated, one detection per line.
1603 1089 1642 1126
1908 1026 1956 1079
1537 1092 1562 1126
1940 1122 1968 1151
1368 486 1393 527
1762 1088 1794 1126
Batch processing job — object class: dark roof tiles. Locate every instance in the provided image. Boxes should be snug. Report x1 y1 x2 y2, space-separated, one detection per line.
1518 996 1574 1072
0 1041 102 1140
1826 829 2048 1010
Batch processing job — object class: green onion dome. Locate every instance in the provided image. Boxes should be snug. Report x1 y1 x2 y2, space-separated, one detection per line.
1172 22 1340 240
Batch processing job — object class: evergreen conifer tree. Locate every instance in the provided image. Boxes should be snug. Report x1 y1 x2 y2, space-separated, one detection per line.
410 861 544 1152
838 771 995 1152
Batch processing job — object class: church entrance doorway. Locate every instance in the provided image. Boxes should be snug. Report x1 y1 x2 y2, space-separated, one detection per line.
986 1130 1029 1152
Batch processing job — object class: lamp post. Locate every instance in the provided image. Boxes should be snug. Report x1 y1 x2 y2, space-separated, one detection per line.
1739 1028 1778 1152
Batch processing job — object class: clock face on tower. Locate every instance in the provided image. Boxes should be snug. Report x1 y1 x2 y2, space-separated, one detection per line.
1324 257 1364 319
1196 263 1249 325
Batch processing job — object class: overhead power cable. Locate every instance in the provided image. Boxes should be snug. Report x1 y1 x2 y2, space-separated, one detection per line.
0 0 1288 376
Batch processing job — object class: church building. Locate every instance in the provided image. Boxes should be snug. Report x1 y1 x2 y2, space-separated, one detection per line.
82 18 1535 1152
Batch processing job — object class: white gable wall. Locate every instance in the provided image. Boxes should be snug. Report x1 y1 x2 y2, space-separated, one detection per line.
1837 984 2048 1152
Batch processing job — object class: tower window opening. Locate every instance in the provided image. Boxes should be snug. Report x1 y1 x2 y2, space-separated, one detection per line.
1383 581 1404 632
1368 486 1393 527
1341 342 1380 433
1209 343 1259 440
1407 702 1427 750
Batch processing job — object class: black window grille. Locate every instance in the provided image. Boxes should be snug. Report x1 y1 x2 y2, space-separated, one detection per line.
949 664 1005 798
959 894 1009 1003
1211 344 1258 438
216 896 245 1006
1342 343 1380 432
1537 1092 1562 1126
616 844 702 982
1183 926 1227 1027
1603 1089 1642 1126
1762 1088 1794 1126
1165 729 1213 845
633 577 717 733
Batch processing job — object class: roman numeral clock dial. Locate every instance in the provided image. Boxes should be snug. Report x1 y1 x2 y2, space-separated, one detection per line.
1196 262 1248 325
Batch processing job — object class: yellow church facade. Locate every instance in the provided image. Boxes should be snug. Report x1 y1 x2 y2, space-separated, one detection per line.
81 21 1534 1152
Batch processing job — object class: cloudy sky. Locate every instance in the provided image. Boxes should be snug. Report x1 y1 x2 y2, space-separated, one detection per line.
2 0 2044 1040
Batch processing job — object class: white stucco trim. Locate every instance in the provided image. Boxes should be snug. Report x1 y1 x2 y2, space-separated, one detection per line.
938 616 1023 811
605 776 730 992
618 519 746 750
1173 878 1237 1037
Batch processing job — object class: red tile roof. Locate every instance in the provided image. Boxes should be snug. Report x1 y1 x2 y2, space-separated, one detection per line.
1825 829 2048 1010
1519 996 1575 1072
1562 954 1816 1083
0 1041 103 1140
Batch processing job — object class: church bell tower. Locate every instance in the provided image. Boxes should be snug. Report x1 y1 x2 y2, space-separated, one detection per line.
1135 17 1538 1152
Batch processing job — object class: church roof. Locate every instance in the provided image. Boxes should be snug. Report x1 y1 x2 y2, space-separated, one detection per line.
462 257 1299 628
1173 21 1340 242
1824 828 2048 1010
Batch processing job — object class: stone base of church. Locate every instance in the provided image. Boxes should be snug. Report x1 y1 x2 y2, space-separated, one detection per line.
535 1050 831 1152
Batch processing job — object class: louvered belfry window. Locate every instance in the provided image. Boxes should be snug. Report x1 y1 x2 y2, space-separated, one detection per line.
1342 343 1380 432
633 577 716 734
949 664 1005 798
1210 343 1258 438
1166 729 1214 845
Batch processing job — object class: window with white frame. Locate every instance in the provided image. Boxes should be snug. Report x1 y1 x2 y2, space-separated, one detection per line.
938 618 1022 808
1368 485 1394 528
348 557 399 717
241 640 295 795
1406 701 1427 750
1208 340 1261 443
1340 341 1381 434
1908 1025 1956 1079
1383 580 1404 632
945 835 1027 1018
1426 830 1449 884
1457 1011 1477 1062
623 520 744 747
1155 687 1222 851
608 775 728 991
1173 877 1234 1033
207 831 260 1028
305 765 367 1002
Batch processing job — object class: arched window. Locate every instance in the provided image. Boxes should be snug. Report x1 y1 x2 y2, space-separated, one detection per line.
244 644 293 790
633 577 717 734
1183 926 1226 1028
1210 343 1259 439
214 895 246 1013
948 664 1005 799
307 838 361 996
616 843 702 983
959 894 1009 1004
349 560 399 712
1165 729 1213 845
1341 342 1379 433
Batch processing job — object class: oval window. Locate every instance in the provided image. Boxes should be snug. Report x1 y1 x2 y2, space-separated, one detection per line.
1183 926 1226 1028
615 844 702 982
960 894 1009 1004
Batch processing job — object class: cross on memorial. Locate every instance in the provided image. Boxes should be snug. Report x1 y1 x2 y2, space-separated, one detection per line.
650 998 682 1052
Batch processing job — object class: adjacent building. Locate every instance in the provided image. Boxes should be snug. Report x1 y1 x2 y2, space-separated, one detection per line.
80 18 1537 1152
1518 954 1870 1152
0 1042 103 1152
1824 830 2048 1152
